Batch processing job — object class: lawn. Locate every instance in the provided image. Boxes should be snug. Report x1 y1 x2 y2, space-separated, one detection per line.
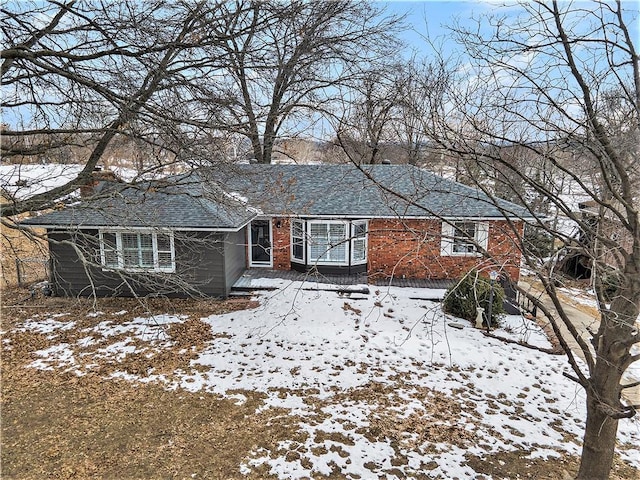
2 281 639 479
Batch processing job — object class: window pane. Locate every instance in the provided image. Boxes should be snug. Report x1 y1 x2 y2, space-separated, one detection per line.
453 222 476 253
453 243 474 253
353 222 366 238
309 224 327 261
330 224 346 262
329 223 346 240
123 251 139 267
157 234 171 251
454 222 474 238
293 243 304 260
291 221 305 261
329 244 346 262
139 234 153 249
310 244 326 261
102 232 116 249
352 238 366 261
310 223 327 239
101 232 118 267
292 221 304 237
104 250 118 267
158 251 172 268
140 250 154 267
122 233 138 249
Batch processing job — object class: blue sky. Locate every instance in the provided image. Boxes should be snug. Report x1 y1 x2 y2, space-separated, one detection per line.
381 0 640 59
370 0 640 143
382 0 501 55
384 0 487 36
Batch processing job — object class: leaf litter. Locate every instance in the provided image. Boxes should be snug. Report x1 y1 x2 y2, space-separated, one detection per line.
1 284 639 479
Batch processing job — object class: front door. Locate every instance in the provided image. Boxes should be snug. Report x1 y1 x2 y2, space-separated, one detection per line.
250 219 272 267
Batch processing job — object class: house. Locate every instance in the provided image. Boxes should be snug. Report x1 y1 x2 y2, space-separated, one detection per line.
23 164 533 298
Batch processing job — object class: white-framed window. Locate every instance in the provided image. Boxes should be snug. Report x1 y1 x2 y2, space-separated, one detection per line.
291 219 306 262
351 220 367 264
99 229 175 272
441 221 488 256
309 221 348 264
291 219 369 266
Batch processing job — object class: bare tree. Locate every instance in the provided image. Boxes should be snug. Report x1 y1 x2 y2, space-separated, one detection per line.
431 1 640 477
335 57 463 172
393 58 450 166
1 0 257 217
1 0 271 294
203 0 403 164
336 67 401 165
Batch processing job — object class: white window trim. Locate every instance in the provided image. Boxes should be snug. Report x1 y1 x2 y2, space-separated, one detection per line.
290 219 306 263
440 221 489 257
290 219 369 266
248 219 273 268
350 220 368 265
307 220 350 266
99 229 175 273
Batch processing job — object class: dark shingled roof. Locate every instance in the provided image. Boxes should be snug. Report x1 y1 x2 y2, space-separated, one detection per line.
23 174 255 230
24 164 533 229
196 164 533 219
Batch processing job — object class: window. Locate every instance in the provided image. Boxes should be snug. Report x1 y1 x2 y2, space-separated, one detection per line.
308 221 348 264
441 221 488 256
291 219 368 266
101 232 118 268
453 222 477 254
291 219 305 262
351 221 367 264
99 230 175 272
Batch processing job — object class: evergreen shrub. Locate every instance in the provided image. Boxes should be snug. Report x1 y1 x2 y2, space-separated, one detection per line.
443 270 505 327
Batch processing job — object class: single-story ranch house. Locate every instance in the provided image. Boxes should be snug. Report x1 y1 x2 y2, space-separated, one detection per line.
23 164 533 298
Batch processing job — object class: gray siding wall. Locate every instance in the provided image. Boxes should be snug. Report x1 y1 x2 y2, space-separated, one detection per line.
47 229 232 298
223 228 248 295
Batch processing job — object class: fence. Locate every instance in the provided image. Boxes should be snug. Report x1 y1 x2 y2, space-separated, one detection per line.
517 290 538 318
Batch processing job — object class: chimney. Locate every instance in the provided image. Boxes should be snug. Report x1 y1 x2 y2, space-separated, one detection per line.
80 166 118 197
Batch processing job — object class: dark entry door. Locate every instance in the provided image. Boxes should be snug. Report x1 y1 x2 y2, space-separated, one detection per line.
250 220 271 266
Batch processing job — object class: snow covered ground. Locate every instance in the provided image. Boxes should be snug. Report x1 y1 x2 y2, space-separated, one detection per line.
0 163 138 201
11 280 640 478
558 285 640 401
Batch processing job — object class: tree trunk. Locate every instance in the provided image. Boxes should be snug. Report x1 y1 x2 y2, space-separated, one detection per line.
250 133 264 164
260 116 276 164
577 391 619 479
261 139 273 164
577 296 638 479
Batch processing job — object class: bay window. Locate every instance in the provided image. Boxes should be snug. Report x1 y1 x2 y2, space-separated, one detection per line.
291 219 368 267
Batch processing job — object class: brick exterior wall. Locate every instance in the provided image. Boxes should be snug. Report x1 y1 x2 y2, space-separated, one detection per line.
271 217 291 270
259 217 524 281
367 218 523 281
488 220 524 281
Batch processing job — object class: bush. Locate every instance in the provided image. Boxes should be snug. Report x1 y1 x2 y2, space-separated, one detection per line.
443 271 505 327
